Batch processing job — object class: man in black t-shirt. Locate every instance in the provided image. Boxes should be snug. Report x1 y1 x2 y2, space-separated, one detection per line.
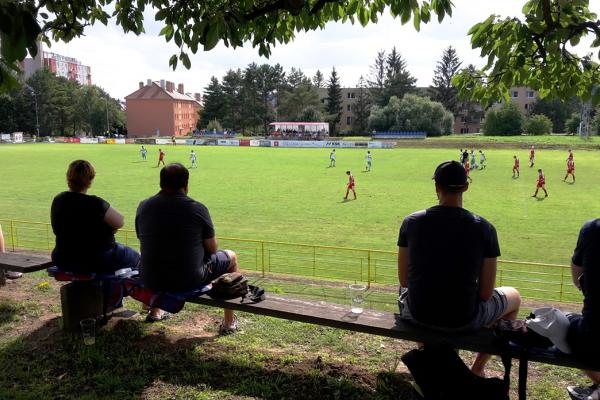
566 220 600 400
136 163 239 332
397 160 521 377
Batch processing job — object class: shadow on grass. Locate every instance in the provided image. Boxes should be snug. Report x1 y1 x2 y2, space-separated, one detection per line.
0 317 415 400
0 303 19 327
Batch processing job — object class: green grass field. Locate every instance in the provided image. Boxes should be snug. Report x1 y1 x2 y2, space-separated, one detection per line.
1 143 599 266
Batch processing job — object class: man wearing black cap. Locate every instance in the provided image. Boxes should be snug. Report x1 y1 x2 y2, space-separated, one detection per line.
397 160 521 376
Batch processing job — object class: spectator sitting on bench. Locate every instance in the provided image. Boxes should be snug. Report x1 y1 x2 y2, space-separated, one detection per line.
135 163 239 331
1 224 22 279
397 160 521 377
566 219 600 400
51 160 140 274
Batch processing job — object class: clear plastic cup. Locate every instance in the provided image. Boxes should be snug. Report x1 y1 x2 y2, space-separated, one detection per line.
80 318 96 345
349 284 367 314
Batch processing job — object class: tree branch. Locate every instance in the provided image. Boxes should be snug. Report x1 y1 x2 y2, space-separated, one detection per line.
243 0 305 21
541 0 555 31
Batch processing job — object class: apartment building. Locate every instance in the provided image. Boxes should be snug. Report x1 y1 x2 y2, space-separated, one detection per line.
21 42 92 85
318 88 359 133
125 80 201 138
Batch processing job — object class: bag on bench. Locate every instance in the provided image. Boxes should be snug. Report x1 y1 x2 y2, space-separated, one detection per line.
209 272 249 300
402 342 511 400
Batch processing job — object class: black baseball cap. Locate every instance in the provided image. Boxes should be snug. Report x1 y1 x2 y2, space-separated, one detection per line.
433 160 467 191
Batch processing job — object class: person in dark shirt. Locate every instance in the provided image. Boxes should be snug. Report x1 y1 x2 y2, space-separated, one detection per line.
566 220 600 400
397 160 521 377
51 160 139 273
136 163 239 331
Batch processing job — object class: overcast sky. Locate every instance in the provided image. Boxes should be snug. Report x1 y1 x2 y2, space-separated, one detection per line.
48 1 600 100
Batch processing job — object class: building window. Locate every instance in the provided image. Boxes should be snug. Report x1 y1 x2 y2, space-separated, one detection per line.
524 104 528 110
351 93 355 98
347 92 351 99
512 91 519 98
347 116 352 124
527 91 535 98
347 104 351 111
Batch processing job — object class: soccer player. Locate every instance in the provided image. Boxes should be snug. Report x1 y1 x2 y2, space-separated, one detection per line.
329 149 336 167
157 148 165 167
512 155 520 178
470 150 478 170
479 150 486 170
464 159 473 183
190 150 197 168
461 149 469 166
529 145 535 167
532 168 548 198
365 151 372 172
564 159 575 183
344 171 356 200
140 145 147 161
567 149 574 162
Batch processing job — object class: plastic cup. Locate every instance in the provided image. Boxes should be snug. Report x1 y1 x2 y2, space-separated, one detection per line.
349 284 367 314
80 318 96 345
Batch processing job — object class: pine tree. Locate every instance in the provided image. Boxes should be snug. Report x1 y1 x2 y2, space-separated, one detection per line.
312 70 325 88
352 76 371 135
325 67 343 136
368 50 387 106
199 76 224 128
383 47 416 104
430 46 462 114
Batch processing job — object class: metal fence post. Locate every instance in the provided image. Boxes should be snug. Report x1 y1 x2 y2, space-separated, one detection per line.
367 251 371 289
559 267 565 302
46 223 51 250
261 242 265 277
10 220 15 251
313 247 316 276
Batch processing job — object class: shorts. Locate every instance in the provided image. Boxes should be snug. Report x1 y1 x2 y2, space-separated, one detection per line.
537 182 545 188
203 250 231 283
101 243 140 272
347 184 355 190
567 314 600 364
399 288 508 333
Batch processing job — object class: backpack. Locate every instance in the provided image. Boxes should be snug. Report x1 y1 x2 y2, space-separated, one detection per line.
495 317 553 349
209 272 249 300
401 342 511 400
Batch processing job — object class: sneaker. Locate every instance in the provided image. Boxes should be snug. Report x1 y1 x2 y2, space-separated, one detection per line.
218 315 238 335
145 310 170 323
567 384 598 400
5 271 23 279
589 386 600 400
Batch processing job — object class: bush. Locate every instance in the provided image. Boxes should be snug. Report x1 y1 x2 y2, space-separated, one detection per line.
206 119 223 132
565 114 581 134
482 102 523 135
524 114 553 135
368 94 454 136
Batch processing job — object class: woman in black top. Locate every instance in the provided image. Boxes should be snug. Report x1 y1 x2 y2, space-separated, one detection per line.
51 160 139 273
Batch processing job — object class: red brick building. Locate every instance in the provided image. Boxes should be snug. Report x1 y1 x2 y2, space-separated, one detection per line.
125 80 201 138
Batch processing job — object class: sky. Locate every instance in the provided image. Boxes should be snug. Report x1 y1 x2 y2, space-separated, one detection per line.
47 1 600 100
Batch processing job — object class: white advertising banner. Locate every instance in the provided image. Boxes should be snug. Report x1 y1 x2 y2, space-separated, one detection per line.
115 138 126 144
278 140 325 148
218 139 240 146
79 137 99 144
250 140 261 147
155 138 172 145
12 132 23 143
175 139 187 145
367 142 383 148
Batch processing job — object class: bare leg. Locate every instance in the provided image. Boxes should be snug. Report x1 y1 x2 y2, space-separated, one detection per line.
222 250 239 327
471 287 521 377
344 188 349 200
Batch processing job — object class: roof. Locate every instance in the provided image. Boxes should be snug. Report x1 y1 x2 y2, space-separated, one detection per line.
269 122 328 125
125 82 200 104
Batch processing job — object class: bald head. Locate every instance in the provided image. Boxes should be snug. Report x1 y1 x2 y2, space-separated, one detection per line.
160 163 189 191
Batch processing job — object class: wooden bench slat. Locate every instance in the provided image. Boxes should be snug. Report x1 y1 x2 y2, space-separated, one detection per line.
0 252 53 273
188 294 600 371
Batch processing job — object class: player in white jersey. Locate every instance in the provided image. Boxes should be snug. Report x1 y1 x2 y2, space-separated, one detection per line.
140 145 147 161
479 150 486 169
190 150 197 168
329 149 336 167
365 151 372 171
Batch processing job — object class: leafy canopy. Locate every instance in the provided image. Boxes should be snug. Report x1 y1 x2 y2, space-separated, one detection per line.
0 0 452 91
453 0 600 106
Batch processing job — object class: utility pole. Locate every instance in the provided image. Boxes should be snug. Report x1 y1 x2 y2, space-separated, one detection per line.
25 85 40 136
105 97 109 135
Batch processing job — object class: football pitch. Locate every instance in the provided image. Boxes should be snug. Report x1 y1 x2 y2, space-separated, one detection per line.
1 143 599 267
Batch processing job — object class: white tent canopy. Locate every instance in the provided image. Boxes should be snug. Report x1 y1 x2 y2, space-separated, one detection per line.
269 122 329 133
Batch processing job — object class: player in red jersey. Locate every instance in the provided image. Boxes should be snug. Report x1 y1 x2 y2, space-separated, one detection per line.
564 159 576 183
529 145 535 167
157 148 166 167
532 168 548 198
512 155 520 178
567 149 574 162
464 159 473 183
344 171 356 200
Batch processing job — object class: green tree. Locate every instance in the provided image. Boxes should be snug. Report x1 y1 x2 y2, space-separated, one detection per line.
368 50 387 106
0 93 17 133
565 113 582 134
312 70 325 89
454 0 600 105
531 97 578 133
278 83 323 121
430 46 461 114
351 76 371 135
592 106 600 135
221 69 245 130
383 47 416 103
298 106 324 122
482 102 524 135
1 1 454 91
286 67 311 89
325 67 343 136
524 114 553 135
198 77 224 128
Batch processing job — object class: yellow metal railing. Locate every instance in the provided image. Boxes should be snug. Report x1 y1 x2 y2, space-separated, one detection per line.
0 219 582 304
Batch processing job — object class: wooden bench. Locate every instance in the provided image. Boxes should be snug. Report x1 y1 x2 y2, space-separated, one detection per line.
1 251 598 399
0 251 54 286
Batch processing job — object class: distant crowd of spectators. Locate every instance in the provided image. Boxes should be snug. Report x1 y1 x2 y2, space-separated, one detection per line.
268 129 328 141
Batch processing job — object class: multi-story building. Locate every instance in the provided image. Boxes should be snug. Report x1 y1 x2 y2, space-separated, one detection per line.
125 79 201 138
318 88 360 133
21 42 92 85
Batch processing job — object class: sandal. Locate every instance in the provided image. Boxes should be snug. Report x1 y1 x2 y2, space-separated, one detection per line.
145 310 171 323
218 315 238 335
